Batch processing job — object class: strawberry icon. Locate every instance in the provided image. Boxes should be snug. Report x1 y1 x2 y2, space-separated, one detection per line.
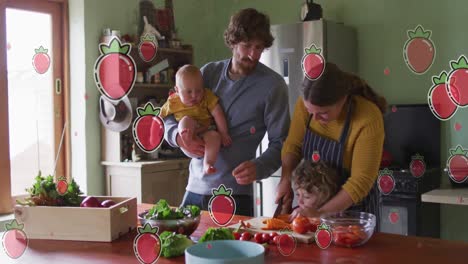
208 184 236 226
132 102 165 153
138 34 158 62
389 209 400 224
94 37 136 101
315 223 332 249
311 151 320 162
301 44 325 80
403 25 435 74
377 168 395 195
2 219 28 259
32 46 51 74
56 176 68 195
447 145 468 183
133 223 161 264
410 153 426 178
277 233 296 256
428 71 458 120
447 55 468 107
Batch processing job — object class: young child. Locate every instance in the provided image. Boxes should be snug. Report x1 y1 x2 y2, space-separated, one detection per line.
160 65 232 174
289 159 339 220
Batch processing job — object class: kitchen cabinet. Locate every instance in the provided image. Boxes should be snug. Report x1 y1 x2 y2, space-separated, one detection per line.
102 159 190 205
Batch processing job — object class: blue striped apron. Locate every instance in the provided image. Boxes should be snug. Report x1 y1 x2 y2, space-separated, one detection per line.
301 98 379 219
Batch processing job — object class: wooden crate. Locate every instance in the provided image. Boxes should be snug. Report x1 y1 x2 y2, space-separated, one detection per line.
13 196 137 242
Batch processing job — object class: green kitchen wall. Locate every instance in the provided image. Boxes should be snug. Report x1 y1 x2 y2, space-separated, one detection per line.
77 0 467 241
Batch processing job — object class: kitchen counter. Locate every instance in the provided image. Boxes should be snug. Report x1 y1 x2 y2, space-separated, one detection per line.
422 188 468 205
1 204 466 263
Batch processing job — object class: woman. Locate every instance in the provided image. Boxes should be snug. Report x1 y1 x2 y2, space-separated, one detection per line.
276 62 387 219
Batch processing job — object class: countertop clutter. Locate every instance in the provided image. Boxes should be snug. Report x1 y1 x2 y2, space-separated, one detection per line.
1 204 467 263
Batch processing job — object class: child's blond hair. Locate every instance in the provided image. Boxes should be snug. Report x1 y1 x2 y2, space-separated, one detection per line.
175 64 202 88
292 160 339 208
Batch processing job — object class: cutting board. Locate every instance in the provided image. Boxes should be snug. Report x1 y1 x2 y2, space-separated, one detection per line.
227 217 315 244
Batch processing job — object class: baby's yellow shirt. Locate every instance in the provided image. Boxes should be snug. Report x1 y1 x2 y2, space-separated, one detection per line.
160 88 219 127
282 95 385 203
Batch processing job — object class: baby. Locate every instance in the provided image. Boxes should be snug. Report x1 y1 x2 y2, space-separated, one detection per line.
289 159 338 220
160 65 232 174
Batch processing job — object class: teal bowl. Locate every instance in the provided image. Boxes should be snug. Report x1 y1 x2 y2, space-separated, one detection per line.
185 240 265 264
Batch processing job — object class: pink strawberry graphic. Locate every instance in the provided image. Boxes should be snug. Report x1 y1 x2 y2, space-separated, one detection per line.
311 151 320 162
403 25 435 74
377 168 395 195
389 209 400 224
447 55 468 107
32 46 51 74
301 44 325 80
94 37 136 101
2 220 28 259
455 122 463 131
315 223 332 249
132 102 165 153
447 145 468 183
410 153 426 178
208 184 236 226
56 176 68 195
428 71 458 120
133 223 161 264
138 34 158 62
277 233 296 256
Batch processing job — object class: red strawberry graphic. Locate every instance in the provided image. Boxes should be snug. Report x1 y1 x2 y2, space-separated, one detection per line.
447 55 468 107
2 220 28 259
132 102 165 153
315 223 332 249
428 71 458 120
410 153 426 178
311 151 320 162
377 168 395 195
455 122 462 131
56 176 68 195
94 37 136 101
403 25 435 74
301 44 325 80
208 184 236 226
389 210 400 224
447 145 468 183
32 46 51 74
133 223 161 264
138 34 158 62
277 233 296 256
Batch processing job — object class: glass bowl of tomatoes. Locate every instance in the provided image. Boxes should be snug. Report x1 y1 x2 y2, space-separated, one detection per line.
320 211 376 248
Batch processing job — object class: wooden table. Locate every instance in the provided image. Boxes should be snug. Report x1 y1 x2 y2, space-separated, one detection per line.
1 204 467 263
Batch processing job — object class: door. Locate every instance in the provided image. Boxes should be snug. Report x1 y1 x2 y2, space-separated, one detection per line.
0 0 69 212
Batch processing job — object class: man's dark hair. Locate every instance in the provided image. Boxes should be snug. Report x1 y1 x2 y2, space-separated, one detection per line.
224 8 274 48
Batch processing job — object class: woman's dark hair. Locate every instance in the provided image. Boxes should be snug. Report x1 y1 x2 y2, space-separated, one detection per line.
302 62 387 113
224 8 274 48
293 160 338 208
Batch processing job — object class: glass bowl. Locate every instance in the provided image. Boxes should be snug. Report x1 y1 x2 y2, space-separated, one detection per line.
138 211 201 237
320 211 376 248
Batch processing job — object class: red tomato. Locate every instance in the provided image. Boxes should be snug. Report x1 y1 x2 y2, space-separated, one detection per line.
273 235 280 245
254 233 263 243
239 236 250 241
233 231 241 240
241 232 251 240
262 233 271 244
292 216 311 234
269 232 279 239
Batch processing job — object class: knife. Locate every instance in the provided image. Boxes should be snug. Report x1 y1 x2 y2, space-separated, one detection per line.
273 197 283 218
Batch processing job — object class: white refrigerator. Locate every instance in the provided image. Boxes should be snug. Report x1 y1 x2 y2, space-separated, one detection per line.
253 19 357 217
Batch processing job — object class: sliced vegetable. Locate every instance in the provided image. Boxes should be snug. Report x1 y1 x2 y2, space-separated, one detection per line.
159 231 194 258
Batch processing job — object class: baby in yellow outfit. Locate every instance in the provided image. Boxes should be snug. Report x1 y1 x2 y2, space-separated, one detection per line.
160 65 232 174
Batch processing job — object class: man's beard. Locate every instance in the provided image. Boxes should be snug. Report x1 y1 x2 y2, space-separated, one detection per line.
238 57 258 75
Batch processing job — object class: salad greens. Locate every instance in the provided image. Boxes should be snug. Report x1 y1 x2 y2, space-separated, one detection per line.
17 172 83 206
198 227 235 243
145 199 201 220
159 231 194 258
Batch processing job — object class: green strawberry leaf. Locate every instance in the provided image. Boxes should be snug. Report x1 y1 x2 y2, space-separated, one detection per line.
408 25 431 39
5 219 24 231
304 44 321 55
432 71 448 85
212 184 232 196
141 33 156 42
99 37 131 55
411 153 424 161
35 46 48 54
379 168 393 176
137 102 161 117
137 223 159 234
317 222 329 231
449 145 468 157
450 55 468 70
